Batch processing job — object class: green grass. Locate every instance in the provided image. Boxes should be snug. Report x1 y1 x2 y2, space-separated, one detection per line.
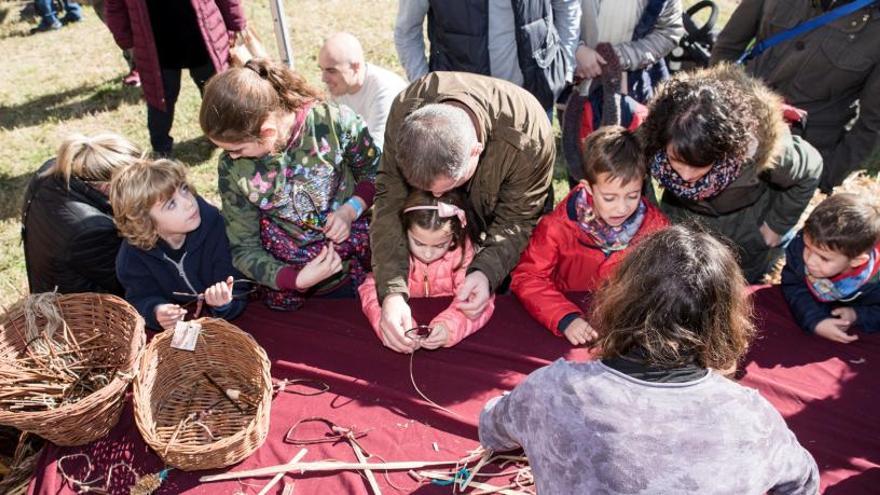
0 0 876 308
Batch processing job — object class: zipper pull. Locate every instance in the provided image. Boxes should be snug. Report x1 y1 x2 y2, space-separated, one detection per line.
424 274 430 298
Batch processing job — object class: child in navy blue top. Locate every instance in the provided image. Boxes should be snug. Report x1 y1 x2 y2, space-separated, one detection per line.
781 193 880 343
110 159 246 330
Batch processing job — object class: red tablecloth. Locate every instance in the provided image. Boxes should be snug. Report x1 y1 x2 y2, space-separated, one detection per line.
27 287 879 494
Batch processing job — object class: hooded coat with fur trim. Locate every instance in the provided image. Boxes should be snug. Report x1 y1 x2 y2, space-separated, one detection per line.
655 65 823 282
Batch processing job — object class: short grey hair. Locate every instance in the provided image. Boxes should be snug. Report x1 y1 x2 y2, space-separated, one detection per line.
397 103 478 189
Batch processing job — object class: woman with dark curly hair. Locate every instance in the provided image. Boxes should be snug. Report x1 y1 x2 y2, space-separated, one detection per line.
479 224 819 493
640 64 823 283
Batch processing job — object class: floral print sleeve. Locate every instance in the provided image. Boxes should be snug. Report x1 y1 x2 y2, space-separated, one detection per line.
335 105 380 206
218 154 287 289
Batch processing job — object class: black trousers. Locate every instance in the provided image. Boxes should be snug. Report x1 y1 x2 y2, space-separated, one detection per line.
146 62 214 154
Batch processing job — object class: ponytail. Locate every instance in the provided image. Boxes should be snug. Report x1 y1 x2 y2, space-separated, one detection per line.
200 58 323 143
45 132 142 186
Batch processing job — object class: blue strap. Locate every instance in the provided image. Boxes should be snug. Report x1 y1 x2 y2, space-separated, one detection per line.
737 0 878 64
431 467 471 488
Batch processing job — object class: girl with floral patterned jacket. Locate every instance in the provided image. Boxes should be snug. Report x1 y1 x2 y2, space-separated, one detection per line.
200 58 380 310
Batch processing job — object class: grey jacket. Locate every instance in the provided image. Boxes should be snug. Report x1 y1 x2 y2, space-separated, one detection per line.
711 0 880 191
480 359 820 494
579 0 684 71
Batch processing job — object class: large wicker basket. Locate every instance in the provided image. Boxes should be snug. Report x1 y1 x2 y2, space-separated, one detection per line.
0 293 145 446
133 318 272 471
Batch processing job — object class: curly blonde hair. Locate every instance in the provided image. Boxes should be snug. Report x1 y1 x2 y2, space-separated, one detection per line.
109 159 195 250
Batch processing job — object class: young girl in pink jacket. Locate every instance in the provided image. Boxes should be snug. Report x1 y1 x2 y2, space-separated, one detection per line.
359 190 495 352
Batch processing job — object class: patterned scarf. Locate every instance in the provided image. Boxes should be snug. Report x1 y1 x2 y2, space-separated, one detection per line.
574 187 646 254
650 150 744 201
806 248 880 302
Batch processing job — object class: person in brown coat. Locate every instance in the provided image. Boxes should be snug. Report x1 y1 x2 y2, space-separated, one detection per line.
105 0 246 155
370 72 555 353
710 0 879 192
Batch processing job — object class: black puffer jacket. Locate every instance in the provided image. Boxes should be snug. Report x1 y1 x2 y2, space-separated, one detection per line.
21 160 124 295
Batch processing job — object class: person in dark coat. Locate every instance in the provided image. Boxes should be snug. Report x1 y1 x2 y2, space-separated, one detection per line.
21 133 143 295
782 192 880 343
641 64 823 283
104 0 247 154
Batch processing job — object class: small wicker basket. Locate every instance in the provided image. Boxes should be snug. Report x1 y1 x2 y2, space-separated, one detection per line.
0 293 145 446
133 318 272 471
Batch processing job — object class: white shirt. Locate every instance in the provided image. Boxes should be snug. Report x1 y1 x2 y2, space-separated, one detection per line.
333 63 407 149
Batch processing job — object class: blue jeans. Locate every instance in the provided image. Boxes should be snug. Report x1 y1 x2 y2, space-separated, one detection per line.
34 0 82 25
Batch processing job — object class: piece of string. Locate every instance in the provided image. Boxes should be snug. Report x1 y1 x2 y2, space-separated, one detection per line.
406 326 463 418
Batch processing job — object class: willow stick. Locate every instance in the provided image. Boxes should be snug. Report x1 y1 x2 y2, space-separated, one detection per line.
256 449 308 495
350 441 381 495
199 459 460 483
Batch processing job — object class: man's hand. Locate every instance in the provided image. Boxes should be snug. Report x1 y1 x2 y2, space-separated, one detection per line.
575 44 607 80
204 276 234 307
421 322 450 350
814 317 858 344
379 293 418 353
296 245 343 290
456 271 491 319
563 318 597 346
155 304 187 331
759 222 782 248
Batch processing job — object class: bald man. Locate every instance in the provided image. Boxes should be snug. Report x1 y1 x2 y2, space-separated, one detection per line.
319 32 407 149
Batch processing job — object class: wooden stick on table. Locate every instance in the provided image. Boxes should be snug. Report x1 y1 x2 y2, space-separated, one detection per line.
256 448 307 495
199 459 461 483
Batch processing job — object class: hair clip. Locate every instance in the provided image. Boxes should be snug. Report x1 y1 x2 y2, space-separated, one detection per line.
403 202 467 227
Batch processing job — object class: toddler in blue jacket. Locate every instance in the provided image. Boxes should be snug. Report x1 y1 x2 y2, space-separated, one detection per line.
110 159 246 330
781 193 880 343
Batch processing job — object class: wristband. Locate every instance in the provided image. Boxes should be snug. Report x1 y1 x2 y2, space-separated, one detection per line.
345 197 365 219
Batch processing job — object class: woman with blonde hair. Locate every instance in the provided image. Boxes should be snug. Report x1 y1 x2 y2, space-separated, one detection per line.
22 133 142 294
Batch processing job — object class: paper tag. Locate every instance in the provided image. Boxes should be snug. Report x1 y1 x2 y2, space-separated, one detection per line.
170 320 202 351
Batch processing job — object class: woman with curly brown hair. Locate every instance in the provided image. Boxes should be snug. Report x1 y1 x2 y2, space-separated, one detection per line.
641 64 823 283
479 224 819 494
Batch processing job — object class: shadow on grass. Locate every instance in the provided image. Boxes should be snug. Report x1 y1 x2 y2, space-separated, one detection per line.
174 135 216 165
0 79 142 130
0 169 33 222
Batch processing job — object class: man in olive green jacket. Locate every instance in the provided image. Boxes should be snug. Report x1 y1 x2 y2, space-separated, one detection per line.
710 0 879 192
370 72 555 353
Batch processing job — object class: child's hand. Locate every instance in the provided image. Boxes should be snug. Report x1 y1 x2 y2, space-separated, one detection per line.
155 304 186 331
379 294 418 353
814 317 858 344
323 201 359 243
421 322 449 350
204 276 234 307
831 306 858 324
296 245 343 290
563 318 597 346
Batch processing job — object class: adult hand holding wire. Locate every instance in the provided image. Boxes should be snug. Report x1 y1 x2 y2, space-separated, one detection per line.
379 293 418 353
456 271 491 319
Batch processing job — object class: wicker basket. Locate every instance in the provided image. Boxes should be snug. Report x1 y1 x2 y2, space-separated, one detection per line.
0 293 145 446
133 318 272 471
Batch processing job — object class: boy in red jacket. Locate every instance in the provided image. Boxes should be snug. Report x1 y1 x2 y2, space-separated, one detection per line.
511 126 668 345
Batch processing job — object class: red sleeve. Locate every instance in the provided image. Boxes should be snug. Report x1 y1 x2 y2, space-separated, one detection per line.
510 216 582 336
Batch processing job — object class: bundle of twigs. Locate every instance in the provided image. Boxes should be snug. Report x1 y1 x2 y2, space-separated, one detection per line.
0 292 145 446
0 304 116 413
